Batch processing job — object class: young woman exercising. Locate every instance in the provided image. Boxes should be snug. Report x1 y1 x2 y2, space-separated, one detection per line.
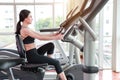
15 9 67 80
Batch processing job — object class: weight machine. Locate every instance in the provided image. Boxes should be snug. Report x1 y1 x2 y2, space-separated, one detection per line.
59 0 109 80
0 0 108 80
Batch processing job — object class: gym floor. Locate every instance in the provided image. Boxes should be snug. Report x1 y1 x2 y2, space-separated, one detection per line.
44 69 120 80
97 69 120 80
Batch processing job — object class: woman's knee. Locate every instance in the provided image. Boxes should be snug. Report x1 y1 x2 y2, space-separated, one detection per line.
48 42 54 49
47 42 55 54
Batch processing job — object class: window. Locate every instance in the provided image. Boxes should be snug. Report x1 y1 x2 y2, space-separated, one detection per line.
54 4 64 27
102 0 113 68
15 0 34 3
0 0 13 3
95 0 113 69
35 0 53 3
35 5 53 30
0 0 66 48
0 35 15 48
0 5 14 33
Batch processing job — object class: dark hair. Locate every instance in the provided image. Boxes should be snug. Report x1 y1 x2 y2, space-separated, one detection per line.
15 9 30 34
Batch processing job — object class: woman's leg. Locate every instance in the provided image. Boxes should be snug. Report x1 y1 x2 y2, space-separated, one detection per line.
37 42 54 58
26 49 63 73
27 48 67 80
58 72 67 80
26 49 67 80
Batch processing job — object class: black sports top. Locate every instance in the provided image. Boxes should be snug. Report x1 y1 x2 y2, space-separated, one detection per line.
23 36 35 44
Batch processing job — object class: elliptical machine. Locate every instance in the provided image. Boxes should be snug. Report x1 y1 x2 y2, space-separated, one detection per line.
57 0 109 80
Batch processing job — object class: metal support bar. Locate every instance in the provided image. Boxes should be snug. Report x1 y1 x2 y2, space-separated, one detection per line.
83 20 98 80
8 68 15 80
79 17 97 41
54 40 69 64
66 35 84 51
69 43 75 65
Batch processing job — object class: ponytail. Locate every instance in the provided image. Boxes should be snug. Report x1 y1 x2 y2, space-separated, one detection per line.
15 21 21 34
15 9 30 34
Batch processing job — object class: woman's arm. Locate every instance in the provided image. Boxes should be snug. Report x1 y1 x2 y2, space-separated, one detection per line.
21 28 63 40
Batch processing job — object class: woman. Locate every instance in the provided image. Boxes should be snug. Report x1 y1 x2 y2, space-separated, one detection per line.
15 9 67 80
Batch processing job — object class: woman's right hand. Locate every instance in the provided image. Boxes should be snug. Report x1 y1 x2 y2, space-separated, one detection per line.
55 33 63 40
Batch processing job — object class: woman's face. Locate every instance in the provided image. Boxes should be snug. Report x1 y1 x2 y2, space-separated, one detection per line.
24 13 33 24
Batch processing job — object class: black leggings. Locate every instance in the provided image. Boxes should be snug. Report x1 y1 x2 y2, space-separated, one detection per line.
26 42 63 74
37 42 54 55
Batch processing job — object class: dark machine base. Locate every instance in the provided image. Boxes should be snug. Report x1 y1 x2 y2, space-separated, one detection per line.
0 68 45 80
64 64 83 80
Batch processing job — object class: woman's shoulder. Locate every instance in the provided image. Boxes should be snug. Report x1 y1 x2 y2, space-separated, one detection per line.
21 27 31 32
21 27 36 37
21 27 31 34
